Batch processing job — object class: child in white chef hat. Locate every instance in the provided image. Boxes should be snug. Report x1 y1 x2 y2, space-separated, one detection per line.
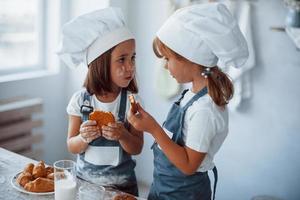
128 3 248 200
57 7 143 196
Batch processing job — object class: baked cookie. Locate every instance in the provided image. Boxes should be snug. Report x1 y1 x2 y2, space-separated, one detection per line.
129 94 138 114
89 110 115 129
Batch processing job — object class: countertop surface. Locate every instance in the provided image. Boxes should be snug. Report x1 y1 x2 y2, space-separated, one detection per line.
0 148 145 200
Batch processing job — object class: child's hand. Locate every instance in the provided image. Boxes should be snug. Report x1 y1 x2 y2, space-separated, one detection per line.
79 120 101 143
101 122 127 141
127 103 159 134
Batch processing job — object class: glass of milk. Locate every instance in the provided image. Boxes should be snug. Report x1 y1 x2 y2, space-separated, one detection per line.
54 160 77 200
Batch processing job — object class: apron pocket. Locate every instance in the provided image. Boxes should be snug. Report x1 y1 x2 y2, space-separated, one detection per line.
84 146 120 166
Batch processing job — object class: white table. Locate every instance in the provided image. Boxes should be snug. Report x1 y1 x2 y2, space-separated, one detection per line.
0 148 144 200
286 27 300 49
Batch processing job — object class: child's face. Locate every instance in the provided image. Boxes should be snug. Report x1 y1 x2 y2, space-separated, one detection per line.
163 54 193 84
110 39 136 89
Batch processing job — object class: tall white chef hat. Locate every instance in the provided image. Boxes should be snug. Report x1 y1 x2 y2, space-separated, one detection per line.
157 3 248 68
57 7 134 68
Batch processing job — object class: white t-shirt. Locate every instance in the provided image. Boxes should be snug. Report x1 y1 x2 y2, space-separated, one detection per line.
66 89 142 120
66 89 142 185
164 89 228 172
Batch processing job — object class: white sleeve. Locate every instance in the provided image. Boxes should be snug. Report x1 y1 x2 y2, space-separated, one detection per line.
185 109 215 153
66 91 83 117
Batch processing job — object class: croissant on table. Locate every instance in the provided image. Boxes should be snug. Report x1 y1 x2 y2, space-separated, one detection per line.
45 166 54 175
23 163 34 175
16 172 33 187
32 161 47 179
46 172 54 180
24 177 54 193
16 161 54 193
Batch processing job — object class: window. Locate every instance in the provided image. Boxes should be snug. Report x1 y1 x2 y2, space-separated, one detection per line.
0 0 45 75
0 0 61 82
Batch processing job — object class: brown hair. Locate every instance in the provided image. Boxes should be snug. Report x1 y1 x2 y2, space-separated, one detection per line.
153 37 233 107
83 46 138 96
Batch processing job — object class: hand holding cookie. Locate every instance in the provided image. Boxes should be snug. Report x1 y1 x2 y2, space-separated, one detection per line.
102 122 128 141
129 94 138 114
87 110 117 141
127 103 159 133
79 120 101 143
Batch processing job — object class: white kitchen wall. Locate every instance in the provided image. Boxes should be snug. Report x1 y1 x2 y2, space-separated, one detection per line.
125 0 300 200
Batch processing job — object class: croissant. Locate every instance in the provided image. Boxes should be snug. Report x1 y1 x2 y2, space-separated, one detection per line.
45 166 54 176
16 172 33 187
23 163 34 175
24 177 54 193
32 161 46 179
46 172 54 180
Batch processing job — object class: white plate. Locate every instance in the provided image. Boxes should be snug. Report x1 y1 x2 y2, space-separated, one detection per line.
10 172 54 196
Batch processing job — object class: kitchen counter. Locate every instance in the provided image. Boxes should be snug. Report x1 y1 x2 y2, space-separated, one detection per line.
0 148 144 200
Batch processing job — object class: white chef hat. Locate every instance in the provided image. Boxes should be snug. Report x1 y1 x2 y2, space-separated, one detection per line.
56 7 134 68
157 3 248 68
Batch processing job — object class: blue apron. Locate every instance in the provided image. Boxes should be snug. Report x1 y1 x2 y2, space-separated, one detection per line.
148 87 218 200
78 89 138 196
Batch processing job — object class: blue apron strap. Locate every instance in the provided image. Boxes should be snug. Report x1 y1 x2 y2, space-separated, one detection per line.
151 89 189 149
118 89 127 122
212 166 218 200
80 91 94 122
150 141 156 150
182 87 208 110
175 89 189 105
